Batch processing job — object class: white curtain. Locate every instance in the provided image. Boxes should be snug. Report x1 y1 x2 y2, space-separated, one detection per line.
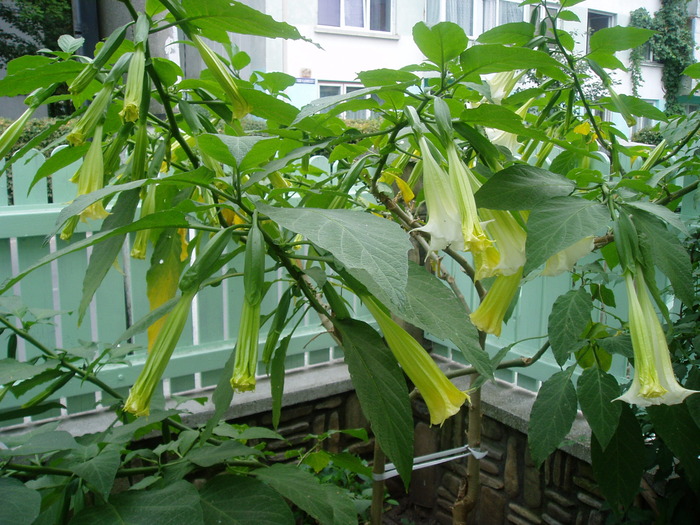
500 0 524 25
426 0 440 26
318 0 340 26
345 0 364 27
446 0 473 35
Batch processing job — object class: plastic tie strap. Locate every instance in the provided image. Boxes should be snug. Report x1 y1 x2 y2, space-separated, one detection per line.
372 445 488 481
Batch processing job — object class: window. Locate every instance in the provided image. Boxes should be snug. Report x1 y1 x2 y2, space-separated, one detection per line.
318 0 392 32
632 100 659 134
319 82 379 119
426 0 474 36
587 11 614 52
483 0 525 32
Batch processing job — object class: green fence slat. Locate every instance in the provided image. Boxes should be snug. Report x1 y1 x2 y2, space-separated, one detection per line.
0 158 7 206
55 233 94 348
11 149 47 205
49 145 81 205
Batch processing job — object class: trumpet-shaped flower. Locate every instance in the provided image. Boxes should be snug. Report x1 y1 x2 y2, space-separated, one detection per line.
124 290 196 416
446 142 491 253
131 185 158 259
541 236 594 277
230 299 261 392
473 209 527 280
470 269 523 337
192 35 251 120
67 82 114 147
615 271 697 406
119 45 146 123
414 136 464 252
73 125 109 221
363 295 468 426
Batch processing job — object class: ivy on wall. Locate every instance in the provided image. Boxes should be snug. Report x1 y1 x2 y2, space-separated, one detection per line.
630 1 696 115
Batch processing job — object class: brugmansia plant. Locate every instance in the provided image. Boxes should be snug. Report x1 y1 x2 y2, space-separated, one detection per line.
0 0 698 524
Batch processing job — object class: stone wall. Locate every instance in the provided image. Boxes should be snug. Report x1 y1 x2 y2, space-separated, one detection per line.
220 365 608 525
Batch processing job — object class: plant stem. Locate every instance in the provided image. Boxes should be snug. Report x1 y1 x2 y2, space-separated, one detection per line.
370 440 387 525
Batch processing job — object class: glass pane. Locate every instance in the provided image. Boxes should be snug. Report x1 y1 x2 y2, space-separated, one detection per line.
483 0 496 32
370 0 391 31
447 0 473 35
345 0 364 27
320 85 342 97
318 0 341 26
500 0 524 24
426 0 440 26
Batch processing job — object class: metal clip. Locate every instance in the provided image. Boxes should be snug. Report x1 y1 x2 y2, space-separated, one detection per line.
373 445 488 481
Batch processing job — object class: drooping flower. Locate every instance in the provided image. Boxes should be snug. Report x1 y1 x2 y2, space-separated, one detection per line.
119 44 146 123
131 184 158 259
473 209 527 280
414 136 464 252
482 71 519 105
191 35 251 120
73 124 109 221
445 142 491 253
615 270 697 406
363 295 468 426
66 82 114 147
124 289 196 416
541 236 595 277
469 268 523 337
230 299 261 392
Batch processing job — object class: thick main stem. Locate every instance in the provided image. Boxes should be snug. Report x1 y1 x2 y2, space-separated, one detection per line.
370 439 387 525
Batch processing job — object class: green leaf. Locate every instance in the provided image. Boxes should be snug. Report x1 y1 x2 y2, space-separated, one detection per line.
590 405 645 511
528 368 577 467
213 425 284 442
152 57 183 86
187 441 261 468
557 10 580 22
30 144 87 193
70 448 121 499
589 26 655 54
106 410 180 444
270 334 290 429
243 140 332 186
412 21 468 68
630 209 694 307
475 164 575 210
0 478 41 525
180 0 307 43
373 262 491 378
0 61 83 97
78 189 139 324
258 204 411 307
626 201 688 235
70 480 203 525
199 347 235 444
358 68 420 87
597 334 633 359
477 22 535 45
0 358 54 384
648 403 700 492
459 104 545 141
548 288 592 366
292 87 384 124
0 430 79 457
335 319 413 486
243 88 299 125
524 196 609 275
577 368 621 450
600 95 667 122
254 463 358 525
683 62 700 79
460 44 566 81
198 134 265 167
200 474 294 525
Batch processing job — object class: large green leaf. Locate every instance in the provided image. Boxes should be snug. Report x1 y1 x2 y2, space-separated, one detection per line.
243 140 333 186
588 26 655 54
0 358 53 384
524 196 609 275
0 430 79 457
70 480 203 525
357 68 420 87
599 95 668 122
78 189 140 324
648 403 700 492
292 87 384 124
30 144 87 193
253 464 358 525
200 475 294 525
0 478 41 525
69 447 122 499
187 441 262 468
528 368 577 467
577 368 621 450
0 60 83 96
197 134 264 166
460 44 567 81
335 319 413 486
597 334 633 359
373 262 491 378
180 0 307 43
242 88 300 125
630 209 694 306
412 21 468 68
590 405 645 511
477 22 535 46
259 204 411 307
548 288 592 366
200 349 237 443
459 104 546 140
475 164 575 210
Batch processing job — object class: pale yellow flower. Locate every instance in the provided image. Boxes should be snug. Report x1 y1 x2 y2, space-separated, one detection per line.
470 269 523 337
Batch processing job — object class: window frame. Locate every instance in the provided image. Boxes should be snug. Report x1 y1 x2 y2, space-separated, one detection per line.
425 0 475 38
481 0 527 34
317 81 378 120
317 0 395 35
587 10 616 53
